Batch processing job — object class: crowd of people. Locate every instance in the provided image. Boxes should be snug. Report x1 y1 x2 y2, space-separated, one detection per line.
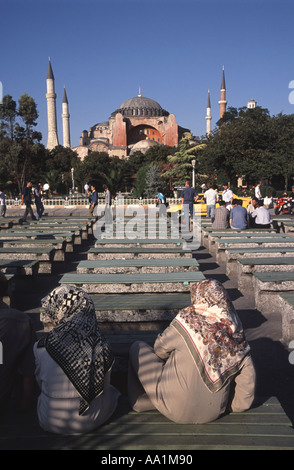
179 181 273 232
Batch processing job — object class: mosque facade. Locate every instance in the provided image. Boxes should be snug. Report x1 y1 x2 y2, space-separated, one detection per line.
46 59 228 159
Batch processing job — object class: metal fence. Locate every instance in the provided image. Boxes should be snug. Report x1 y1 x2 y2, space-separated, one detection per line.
6 197 182 207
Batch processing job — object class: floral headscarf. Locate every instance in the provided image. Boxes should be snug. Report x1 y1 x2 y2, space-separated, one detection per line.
38 285 114 415
172 279 251 392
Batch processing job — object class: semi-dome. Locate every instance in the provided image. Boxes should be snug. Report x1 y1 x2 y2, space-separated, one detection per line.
112 93 169 117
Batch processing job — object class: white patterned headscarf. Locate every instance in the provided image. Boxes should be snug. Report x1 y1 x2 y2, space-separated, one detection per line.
172 279 251 393
37 285 114 415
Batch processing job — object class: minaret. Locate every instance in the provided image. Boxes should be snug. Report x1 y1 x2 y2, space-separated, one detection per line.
46 58 59 149
205 89 212 135
218 65 227 119
62 86 71 148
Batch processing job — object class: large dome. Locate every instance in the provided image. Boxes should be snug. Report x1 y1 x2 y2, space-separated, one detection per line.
112 94 169 117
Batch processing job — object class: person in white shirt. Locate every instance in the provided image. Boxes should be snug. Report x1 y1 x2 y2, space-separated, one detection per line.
222 184 233 207
250 197 271 228
255 183 262 200
204 184 219 219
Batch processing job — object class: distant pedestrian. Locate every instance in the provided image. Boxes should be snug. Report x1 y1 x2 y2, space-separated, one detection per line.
156 190 167 218
103 184 112 224
204 184 219 220
181 181 199 231
0 189 6 217
255 182 262 200
34 183 45 220
222 184 233 207
21 182 36 222
89 184 98 216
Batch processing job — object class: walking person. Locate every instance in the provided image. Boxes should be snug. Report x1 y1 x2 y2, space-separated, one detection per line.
34 183 45 220
181 181 199 231
89 184 98 216
204 184 219 220
0 189 6 217
21 182 36 222
103 184 112 224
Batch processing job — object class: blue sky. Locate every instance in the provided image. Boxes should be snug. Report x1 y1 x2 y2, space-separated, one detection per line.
1 0 294 148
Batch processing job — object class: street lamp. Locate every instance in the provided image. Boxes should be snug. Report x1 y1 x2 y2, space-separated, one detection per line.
192 160 196 188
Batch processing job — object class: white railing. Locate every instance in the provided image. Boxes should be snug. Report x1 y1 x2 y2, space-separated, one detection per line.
6 197 183 207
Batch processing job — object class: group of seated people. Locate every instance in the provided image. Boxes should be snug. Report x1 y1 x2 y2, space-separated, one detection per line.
212 197 271 230
0 271 256 435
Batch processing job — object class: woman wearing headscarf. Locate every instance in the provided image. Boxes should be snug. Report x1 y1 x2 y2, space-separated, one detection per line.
34 285 120 434
128 279 256 424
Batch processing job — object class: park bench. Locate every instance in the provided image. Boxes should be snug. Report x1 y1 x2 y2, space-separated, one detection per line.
253 271 294 341
225 247 294 276
76 258 199 274
0 232 74 253
207 232 292 255
214 238 294 264
34 216 96 233
0 239 66 261
279 221 294 234
0 259 39 277
42 293 192 332
59 271 206 294
25 222 89 239
6 228 82 245
0 218 13 230
88 247 193 260
0 375 292 449
276 293 294 343
201 227 276 248
94 238 189 249
235 257 294 293
0 247 55 273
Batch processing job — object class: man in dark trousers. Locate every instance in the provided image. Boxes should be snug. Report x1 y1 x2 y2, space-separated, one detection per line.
181 180 198 231
89 184 98 216
21 181 36 222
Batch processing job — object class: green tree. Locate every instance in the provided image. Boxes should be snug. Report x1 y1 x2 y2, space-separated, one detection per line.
161 133 205 187
0 93 45 193
144 163 162 197
201 106 275 188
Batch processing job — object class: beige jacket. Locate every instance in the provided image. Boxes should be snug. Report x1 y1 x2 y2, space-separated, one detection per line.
128 325 256 424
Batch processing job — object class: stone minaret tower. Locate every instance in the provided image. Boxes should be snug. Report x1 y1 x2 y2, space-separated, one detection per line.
205 89 212 135
218 65 227 119
46 58 59 149
62 86 71 148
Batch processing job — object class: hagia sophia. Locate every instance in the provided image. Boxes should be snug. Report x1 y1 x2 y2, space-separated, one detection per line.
46 59 254 159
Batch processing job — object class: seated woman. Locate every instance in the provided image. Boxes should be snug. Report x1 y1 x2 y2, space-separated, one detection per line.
34 285 120 434
128 279 256 424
